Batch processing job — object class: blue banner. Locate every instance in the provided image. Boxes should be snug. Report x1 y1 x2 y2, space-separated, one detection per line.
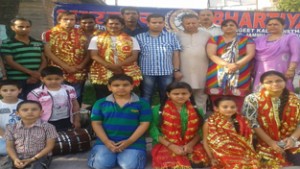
53 3 300 38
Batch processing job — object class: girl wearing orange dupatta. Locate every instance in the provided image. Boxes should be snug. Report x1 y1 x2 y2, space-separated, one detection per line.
149 82 209 169
243 71 300 168
203 97 260 169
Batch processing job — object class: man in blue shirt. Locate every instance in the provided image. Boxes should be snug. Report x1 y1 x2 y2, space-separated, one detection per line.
136 14 182 104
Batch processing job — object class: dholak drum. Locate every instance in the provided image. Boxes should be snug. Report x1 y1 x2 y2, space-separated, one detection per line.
53 128 91 155
80 108 91 128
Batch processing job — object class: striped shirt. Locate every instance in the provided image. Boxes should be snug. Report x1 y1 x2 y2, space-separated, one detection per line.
136 30 181 76
91 93 152 151
0 37 44 80
4 119 58 159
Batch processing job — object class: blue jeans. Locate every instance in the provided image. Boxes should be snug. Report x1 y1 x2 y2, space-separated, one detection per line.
142 75 173 104
0 138 7 155
87 145 146 169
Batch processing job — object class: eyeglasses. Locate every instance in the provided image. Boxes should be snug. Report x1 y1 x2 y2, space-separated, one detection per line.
263 80 284 85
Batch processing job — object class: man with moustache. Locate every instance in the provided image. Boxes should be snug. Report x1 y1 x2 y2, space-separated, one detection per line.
44 11 89 104
136 14 181 104
0 18 47 99
198 9 223 36
79 14 102 42
121 7 148 36
176 14 211 113
88 15 142 99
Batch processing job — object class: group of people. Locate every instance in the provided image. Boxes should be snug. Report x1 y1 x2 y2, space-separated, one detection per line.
0 5 299 169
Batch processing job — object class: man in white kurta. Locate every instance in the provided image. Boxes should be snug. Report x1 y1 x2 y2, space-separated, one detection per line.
198 9 223 36
177 14 211 114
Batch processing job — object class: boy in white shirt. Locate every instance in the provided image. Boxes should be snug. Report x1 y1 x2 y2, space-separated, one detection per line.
0 80 22 155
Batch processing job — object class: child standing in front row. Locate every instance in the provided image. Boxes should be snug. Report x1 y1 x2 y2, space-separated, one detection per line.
149 81 209 168
203 97 260 168
27 66 81 131
88 74 152 169
3 100 58 169
0 80 22 156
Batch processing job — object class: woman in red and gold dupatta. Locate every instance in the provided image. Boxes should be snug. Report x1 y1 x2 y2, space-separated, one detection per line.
243 70 300 168
149 82 209 169
203 97 260 169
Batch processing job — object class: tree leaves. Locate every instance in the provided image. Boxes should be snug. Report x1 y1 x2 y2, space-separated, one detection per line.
277 0 300 12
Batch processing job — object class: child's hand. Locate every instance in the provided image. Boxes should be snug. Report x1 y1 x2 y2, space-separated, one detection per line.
168 144 186 155
115 139 133 152
20 158 35 168
183 144 193 154
104 140 118 152
13 158 25 169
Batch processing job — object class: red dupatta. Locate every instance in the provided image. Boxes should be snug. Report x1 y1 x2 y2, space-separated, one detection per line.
151 100 209 168
207 113 260 169
256 88 300 167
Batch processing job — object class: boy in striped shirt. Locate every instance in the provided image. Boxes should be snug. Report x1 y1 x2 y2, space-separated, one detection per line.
88 74 152 169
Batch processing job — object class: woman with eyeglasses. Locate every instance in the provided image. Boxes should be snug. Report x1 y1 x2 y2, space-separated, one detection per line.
243 70 300 168
205 19 255 111
253 17 300 92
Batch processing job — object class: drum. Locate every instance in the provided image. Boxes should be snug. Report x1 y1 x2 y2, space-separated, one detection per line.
53 128 92 155
79 108 96 139
80 108 91 128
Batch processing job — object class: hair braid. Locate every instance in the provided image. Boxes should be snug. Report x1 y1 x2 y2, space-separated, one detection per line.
158 93 168 127
189 95 204 127
231 114 240 133
279 88 289 120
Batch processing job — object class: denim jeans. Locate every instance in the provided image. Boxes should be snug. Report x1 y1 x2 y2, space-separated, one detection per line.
0 138 7 155
141 75 173 105
87 145 146 169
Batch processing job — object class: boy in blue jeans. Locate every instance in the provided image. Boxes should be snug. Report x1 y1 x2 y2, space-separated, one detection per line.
88 74 152 169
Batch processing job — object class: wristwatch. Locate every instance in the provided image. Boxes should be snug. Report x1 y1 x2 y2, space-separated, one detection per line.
173 68 180 72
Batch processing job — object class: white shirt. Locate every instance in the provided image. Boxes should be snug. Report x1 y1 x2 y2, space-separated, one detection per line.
199 23 223 36
0 99 22 130
48 88 69 121
88 36 140 50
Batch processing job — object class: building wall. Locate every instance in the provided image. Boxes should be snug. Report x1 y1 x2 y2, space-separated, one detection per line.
0 0 106 40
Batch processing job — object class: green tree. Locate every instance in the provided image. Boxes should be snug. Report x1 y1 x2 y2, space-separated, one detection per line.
277 0 300 12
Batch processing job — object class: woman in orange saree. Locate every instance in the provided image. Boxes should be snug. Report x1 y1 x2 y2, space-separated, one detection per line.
203 97 260 169
243 70 300 168
149 82 209 169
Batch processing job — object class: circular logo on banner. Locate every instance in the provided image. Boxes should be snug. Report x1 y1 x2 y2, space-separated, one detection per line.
165 9 198 32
